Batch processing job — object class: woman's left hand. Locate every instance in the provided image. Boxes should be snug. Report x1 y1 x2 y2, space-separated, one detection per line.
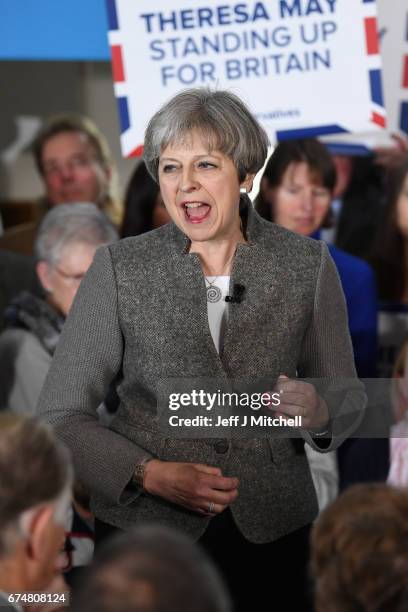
273 375 329 431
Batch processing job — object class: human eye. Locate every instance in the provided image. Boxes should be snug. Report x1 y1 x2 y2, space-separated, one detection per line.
71 155 91 168
43 163 59 176
161 163 178 174
198 160 217 169
313 188 329 198
285 184 300 194
73 272 86 281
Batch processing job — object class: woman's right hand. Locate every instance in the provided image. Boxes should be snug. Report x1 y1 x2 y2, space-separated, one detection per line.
144 459 239 516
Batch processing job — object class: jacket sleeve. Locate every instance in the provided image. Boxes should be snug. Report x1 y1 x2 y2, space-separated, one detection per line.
298 241 366 452
37 246 152 505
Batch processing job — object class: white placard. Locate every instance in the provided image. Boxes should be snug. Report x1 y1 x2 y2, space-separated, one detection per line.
106 0 386 157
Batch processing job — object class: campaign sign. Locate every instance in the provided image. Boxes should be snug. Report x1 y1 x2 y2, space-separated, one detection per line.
377 0 408 134
106 0 386 157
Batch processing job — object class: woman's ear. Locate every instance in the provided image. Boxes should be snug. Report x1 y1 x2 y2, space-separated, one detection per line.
240 173 256 194
36 261 53 294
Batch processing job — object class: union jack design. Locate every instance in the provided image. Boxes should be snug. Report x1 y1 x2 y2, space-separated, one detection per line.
278 0 386 141
106 0 143 157
399 10 408 133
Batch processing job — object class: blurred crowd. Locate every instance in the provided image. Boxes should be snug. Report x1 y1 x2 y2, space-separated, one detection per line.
1 108 408 611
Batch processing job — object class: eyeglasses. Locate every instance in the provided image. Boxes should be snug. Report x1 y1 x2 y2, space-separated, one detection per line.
43 155 97 177
54 266 86 285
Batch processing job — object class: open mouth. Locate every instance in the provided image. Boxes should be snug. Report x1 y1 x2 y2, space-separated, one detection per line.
182 202 211 223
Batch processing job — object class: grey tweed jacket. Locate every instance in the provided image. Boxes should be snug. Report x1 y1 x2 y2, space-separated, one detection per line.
38 200 363 543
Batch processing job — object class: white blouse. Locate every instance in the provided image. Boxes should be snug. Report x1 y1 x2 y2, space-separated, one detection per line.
205 275 230 354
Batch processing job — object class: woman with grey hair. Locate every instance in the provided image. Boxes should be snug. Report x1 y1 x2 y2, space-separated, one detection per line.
38 89 363 610
0 203 117 414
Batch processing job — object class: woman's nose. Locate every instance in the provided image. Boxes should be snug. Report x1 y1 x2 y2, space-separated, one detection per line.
179 168 199 192
300 190 314 212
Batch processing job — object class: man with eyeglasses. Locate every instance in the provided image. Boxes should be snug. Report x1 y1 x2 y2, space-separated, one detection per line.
32 114 122 227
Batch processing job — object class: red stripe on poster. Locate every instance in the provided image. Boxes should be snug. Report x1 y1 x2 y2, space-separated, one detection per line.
365 17 379 55
127 145 144 158
403 56 408 88
371 111 386 128
111 45 125 82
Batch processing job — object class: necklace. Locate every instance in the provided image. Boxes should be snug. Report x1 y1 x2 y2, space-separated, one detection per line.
204 249 236 303
205 277 223 303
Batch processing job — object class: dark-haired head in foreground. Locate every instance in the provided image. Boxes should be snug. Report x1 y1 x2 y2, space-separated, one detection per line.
70 525 231 612
311 483 408 612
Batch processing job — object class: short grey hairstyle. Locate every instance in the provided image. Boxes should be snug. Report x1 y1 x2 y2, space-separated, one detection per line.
0 413 73 558
144 88 269 182
35 203 118 266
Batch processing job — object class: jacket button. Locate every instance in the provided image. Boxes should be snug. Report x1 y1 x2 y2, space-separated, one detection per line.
214 439 229 454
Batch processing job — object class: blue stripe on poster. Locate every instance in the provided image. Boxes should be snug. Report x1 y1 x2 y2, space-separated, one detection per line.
105 0 119 30
324 143 372 157
369 69 384 107
277 125 348 141
118 97 130 132
400 102 408 134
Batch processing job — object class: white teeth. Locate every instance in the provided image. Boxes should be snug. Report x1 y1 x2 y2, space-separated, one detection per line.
184 202 205 208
